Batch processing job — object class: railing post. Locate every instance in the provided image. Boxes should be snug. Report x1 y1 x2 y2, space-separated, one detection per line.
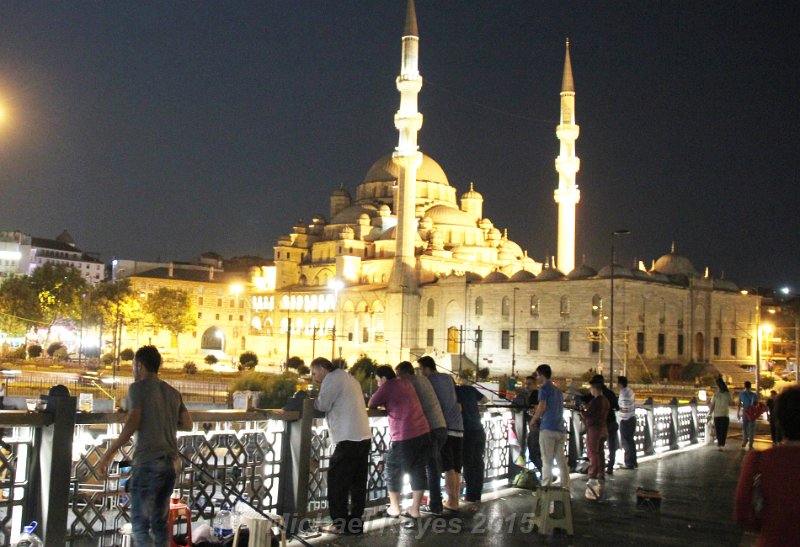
643 397 656 456
689 398 699 444
668 398 680 450
286 398 314 523
39 395 77 546
568 409 582 469
509 408 526 480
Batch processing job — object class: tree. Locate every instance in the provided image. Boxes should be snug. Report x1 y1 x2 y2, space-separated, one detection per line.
285 356 305 371
239 351 259 371
29 264 88 326
86 279 145 354
144 288 197 356
0 276 41 336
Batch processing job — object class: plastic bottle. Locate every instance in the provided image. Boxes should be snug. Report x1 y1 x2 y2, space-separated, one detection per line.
232 494 250 528
213 505 233 539
12 522 43 547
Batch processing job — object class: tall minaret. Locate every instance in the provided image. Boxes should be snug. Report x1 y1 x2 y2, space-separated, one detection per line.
553 38 581 274
388 0 423 294
386 0 423 358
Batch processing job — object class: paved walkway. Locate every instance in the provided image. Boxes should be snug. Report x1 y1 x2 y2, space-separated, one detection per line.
303 430 767 547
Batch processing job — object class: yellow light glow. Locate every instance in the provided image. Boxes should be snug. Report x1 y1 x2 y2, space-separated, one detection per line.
761 324 773 335
230 284 243 295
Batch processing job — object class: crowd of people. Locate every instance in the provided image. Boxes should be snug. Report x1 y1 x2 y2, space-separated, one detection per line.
310 355 488 535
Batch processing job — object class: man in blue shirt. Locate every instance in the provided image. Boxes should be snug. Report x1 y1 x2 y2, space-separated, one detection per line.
737 381 758 450
529 364 570 488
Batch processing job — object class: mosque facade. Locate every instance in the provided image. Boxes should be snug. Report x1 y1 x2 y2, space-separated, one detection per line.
242 0 758 380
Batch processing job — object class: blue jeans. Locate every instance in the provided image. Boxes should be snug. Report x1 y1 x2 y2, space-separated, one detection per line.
742 418 756 448
131 455 176 547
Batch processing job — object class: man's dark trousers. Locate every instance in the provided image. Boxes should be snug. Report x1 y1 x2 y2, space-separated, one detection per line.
606 421 619 473
328 439 370 533
619 416 637 468
462 428 486 502
425 428 448 512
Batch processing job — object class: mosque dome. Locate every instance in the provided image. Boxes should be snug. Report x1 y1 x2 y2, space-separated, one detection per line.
498 239 524 259
330 204 378 225
424 205 477 227
363 153 450 186
461 182 483 200
652 244 698 276
331 186 352 198
535 267 566 281
511 270 537 281
483 271 510 283
597 264 635 279
567 264 598 280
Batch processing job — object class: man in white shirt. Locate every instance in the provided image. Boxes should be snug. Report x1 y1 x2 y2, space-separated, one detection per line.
311 357 372 535
617 376 637 469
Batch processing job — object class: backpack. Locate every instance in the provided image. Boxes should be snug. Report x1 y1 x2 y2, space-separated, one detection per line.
512 469 540 490
745 402 766 421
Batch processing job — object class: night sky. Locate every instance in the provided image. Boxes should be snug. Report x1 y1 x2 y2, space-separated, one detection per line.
0 1 797 289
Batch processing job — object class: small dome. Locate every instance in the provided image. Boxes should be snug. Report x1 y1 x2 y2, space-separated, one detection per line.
713 278 740 292
331 186 351 198
631 268 651 281
648 271 671 283
653 244 698 276
339 226 355 239
535 268 565 281
478 218 493 229
511 270 536 281
379 204 391 217
597 264 636 279
498 239 524 259
363 153 450 186
461 182 483 200
330 204 378 225
567 264 598 280
483 271 509 283
424 205 477 227
419 216 434 230
358 213 370 224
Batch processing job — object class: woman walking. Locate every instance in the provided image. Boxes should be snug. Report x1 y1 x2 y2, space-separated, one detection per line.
708 377 732 450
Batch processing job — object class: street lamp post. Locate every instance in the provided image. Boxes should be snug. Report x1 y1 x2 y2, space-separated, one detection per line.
511 287 518 377
328 279 344 361
609 229 630 389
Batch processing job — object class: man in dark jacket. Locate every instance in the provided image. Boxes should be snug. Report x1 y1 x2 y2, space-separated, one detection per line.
591 374 619 475
512 375 541 472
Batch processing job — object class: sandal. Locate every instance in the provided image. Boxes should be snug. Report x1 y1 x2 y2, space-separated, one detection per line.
321 524 345 535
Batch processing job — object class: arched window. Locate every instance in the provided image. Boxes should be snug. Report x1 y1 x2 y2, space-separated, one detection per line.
475 297 484 316
501 296 510 317
592 294 603 318
427 298 435 317
560 295 570 316
530 295 539 317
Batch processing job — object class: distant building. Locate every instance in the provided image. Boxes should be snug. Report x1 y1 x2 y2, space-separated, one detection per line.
0 230 104 285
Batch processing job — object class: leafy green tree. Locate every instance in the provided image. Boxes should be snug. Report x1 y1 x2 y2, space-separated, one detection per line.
119 348 134 362
239 351 258 371
144 288 197 356
285 356 305 371
86 280 145 353
0 276 41 336
29 264 88 326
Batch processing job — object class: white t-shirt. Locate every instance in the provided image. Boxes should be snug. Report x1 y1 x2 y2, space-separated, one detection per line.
314 368 371 445
617 386 636 420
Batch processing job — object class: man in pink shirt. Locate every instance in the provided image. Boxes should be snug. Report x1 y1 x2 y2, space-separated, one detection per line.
368 365 431 522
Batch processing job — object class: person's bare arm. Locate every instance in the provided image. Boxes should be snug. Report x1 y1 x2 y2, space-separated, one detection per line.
97 407 142 475
178 406 193 431
529 400 546 430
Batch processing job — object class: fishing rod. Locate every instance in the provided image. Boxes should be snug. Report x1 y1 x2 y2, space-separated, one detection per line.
176 452 315 547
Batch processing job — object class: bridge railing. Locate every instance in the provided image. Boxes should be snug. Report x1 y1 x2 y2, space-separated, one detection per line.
0 397 707 546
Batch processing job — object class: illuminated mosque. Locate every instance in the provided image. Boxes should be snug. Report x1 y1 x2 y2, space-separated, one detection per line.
241 0 757 380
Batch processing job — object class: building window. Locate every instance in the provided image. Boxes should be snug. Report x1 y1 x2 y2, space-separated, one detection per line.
501 297 510 317
229 299 235 307
559 331 570 352
215 314 220 320
713 337 720 356
560 296 570 316
678 334 684 355
591 295 603 318
228 314 233 321
427 298 435 317
362 327 369 343
217 298 222 307
198 297 204 305
530 295 539 317
427 329 434 346
475 297 483 316
241 337 246 350
730 337 737 356
637 332 645 354
198 312 202 319
239 315 244 322
501 330 510 349
591 331 600 353
529 330 539 351
658 333 665 355
746 338 752 356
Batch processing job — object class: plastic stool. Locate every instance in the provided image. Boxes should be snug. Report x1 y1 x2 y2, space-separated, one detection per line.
168 498 192 547
532 486 573 535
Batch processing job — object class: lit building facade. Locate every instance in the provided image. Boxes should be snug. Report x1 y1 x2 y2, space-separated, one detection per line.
241 1 761 378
